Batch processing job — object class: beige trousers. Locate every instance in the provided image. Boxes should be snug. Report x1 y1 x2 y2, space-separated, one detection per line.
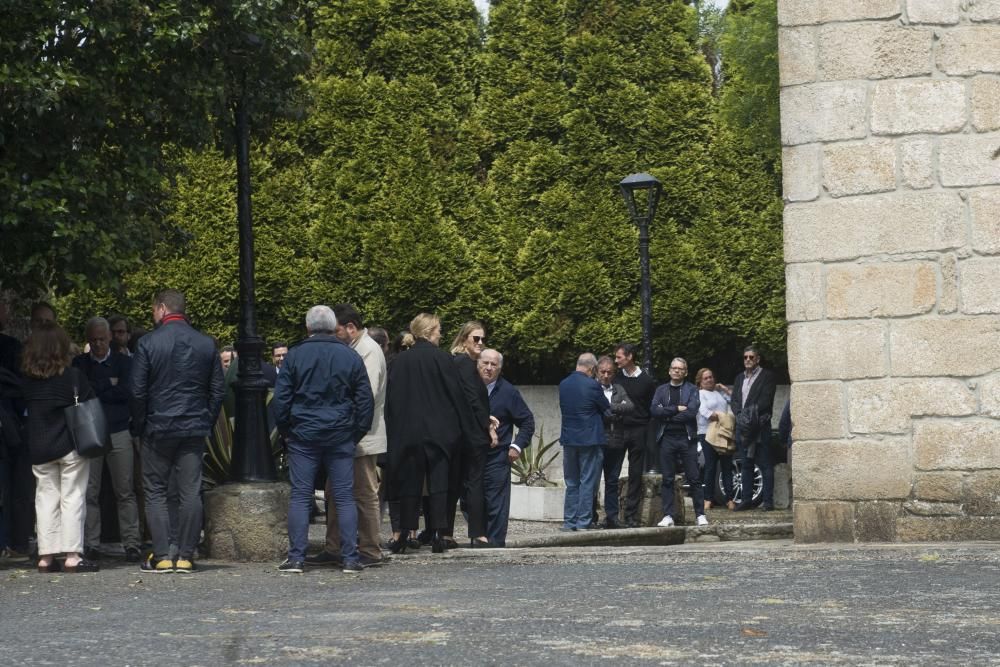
326 454 381 560
33 449 90 555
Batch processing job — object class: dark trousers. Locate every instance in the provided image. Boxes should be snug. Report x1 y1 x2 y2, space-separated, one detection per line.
658 433 704 519
0 446 35 552
483 445 512 546
622 424 650 524
701 435 734 503
740 427 774 507
446 441 486 539
398 443 450 532
597 446 627 525
142 436 204 561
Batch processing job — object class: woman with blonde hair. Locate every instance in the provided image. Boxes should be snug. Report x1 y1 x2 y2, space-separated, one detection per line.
695 367 735 511
21 322 99 573
384 314 482 553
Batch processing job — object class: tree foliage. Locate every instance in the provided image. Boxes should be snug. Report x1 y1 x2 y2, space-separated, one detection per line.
50 0 786 382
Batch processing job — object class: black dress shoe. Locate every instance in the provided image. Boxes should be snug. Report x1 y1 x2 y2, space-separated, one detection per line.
733 502 753 512
416 530 433 546
387 537 408 555
431 532 447 554
471 539 497 548
406 537 422 550
603 520 621 530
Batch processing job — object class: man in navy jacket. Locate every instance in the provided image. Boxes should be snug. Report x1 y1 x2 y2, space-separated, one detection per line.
558 353 611 531
650 357 705 527
478 348 534 546
272 305 373 573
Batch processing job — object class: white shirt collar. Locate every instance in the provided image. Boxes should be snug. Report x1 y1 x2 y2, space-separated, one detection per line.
622 366 642 378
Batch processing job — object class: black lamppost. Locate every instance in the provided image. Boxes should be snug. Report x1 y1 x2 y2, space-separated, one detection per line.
619 172 662 376
230 61 277 483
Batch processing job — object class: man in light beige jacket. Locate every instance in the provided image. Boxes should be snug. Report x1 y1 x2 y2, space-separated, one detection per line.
307 303 388 568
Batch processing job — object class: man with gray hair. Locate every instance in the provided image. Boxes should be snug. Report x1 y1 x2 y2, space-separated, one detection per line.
273 305 374 574
73 316 141 561
478 348 534 546
650 357 705 527
558 352 611 531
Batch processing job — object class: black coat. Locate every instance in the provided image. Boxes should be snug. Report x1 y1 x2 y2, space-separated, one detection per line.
384 340 481 497
731 367 777 425
129 318 225 440
452 353 491 448
22 367 94 465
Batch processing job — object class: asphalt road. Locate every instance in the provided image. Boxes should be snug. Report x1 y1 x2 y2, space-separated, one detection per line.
2 541 1000 666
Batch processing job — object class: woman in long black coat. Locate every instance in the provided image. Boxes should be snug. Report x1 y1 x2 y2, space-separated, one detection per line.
384 314 481 553
445 320 493 547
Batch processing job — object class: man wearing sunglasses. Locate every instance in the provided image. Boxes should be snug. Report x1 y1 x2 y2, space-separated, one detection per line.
730 346 777 511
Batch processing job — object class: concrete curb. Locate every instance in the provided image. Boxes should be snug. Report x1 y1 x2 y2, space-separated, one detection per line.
505 522 793 548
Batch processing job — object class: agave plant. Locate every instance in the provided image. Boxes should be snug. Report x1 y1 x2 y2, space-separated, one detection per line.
203 391 285 488
511 426 560 487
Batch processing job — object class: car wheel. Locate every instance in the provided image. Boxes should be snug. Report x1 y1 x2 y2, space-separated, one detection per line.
717 459 762 505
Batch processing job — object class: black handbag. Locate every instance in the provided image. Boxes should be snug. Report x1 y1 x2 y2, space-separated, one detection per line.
63 370 109 458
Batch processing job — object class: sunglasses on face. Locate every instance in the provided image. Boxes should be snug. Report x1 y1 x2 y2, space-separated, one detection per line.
744 355 757 360
472 335 485 344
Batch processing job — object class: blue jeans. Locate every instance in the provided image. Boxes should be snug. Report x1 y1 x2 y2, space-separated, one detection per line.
600 447 627 524
287 440 357 563
701 435 734 502
562 445 603 530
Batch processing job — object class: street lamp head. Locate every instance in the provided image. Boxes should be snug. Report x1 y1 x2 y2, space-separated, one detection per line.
619 172 662 225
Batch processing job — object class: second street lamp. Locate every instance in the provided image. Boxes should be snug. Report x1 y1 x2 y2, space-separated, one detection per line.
619 172 662 376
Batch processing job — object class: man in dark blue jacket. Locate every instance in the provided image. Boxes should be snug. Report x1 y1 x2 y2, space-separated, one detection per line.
558 353 611 531
478 348 534 546
130 289 225 573
272 305 374 574
74 316 141 562
650 357 704 528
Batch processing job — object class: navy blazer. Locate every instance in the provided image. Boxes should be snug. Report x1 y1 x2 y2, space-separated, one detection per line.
488 376 535 451
650 381 700 440
559 370 611 447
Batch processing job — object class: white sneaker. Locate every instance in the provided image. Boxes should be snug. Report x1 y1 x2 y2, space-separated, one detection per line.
657 516 675 527
696 514 709 526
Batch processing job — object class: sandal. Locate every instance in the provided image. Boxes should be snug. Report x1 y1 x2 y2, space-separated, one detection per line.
37 560 61 574
63 559 100 573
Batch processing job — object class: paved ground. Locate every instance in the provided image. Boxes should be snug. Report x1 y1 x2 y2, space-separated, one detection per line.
3 539 1000 666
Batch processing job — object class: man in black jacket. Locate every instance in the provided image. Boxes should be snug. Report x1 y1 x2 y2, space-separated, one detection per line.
614 343 658 527
130 289 224 573
731 346 777 511
74 317 141 562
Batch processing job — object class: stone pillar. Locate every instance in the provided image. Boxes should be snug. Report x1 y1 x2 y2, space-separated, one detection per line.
779 0 1000 542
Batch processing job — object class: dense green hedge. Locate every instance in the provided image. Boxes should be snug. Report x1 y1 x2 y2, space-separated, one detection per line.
54 0 784 383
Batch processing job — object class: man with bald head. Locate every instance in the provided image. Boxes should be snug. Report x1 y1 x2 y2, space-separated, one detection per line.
558 353 611 532
478 348 534 546
73 316 141 561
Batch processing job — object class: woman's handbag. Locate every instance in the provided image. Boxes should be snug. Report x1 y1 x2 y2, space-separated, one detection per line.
63 372 109 458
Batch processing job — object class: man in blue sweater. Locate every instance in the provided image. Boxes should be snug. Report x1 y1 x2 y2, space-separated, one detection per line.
478 348 534 547
73 316 141 562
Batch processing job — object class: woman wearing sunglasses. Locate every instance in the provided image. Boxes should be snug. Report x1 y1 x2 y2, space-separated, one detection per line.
444 321 495 548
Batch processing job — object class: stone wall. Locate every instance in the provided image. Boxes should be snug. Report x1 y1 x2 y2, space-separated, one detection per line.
780 0 1000 542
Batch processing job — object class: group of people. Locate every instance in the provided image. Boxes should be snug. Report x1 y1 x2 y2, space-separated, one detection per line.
557 344 778 532
0 289 781 577
281 310 536 573
0 293 223 573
